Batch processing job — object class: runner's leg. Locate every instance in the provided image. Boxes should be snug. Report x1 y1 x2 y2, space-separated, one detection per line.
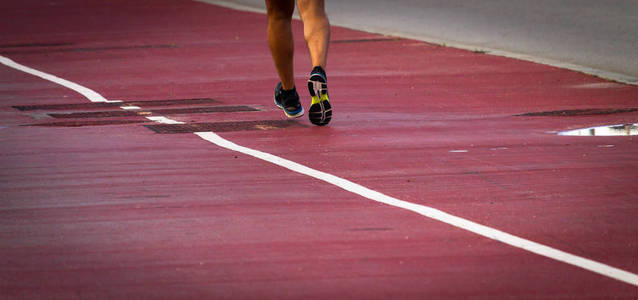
297 0 331 125
296 0 330 69
266 0 296 90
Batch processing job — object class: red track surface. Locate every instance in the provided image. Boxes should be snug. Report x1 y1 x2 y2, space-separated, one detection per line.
2 0 638 298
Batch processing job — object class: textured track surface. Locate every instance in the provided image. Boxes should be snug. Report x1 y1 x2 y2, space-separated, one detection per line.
1 0 638 298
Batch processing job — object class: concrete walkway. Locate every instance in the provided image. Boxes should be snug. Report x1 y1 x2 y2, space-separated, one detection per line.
203 0 638 84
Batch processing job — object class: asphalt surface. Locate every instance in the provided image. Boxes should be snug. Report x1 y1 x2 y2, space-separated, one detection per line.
205 0 638 84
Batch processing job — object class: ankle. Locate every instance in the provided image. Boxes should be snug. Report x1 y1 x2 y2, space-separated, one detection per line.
311 66 326 78
280 83 296 91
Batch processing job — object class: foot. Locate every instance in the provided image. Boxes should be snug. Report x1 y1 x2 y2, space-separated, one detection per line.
307 66 332 126
274 82 304 118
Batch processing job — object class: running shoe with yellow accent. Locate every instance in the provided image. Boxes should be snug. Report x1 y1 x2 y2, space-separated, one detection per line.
274 82 304 118
307 66 331 126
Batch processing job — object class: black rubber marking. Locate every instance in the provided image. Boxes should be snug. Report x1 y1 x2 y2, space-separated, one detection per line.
14 102 120 111
0 42 75 48
517 108 638 117
125 98 217 107
47 106 258 119
48 111 138 118
13 98 217 111
25 120 146 127
348 228 393 231
144 120 296 134
150 106 258 115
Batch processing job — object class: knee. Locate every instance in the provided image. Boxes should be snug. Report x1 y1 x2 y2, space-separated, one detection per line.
297 0 327 22
266 0 294 23
268 11 293 23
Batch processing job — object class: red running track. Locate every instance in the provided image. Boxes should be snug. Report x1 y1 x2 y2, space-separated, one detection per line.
1 0 638 298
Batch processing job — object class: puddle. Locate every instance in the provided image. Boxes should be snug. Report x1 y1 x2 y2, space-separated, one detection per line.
558 123 638 136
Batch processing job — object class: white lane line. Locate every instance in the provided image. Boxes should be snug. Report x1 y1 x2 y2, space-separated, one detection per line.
4 54 637 287
146 116 184 124
194 131 638 287
0 55 120 103
1 55 179 126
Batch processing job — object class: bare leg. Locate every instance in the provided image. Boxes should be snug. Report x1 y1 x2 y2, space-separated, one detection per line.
266 0 296 90
296 0 330 69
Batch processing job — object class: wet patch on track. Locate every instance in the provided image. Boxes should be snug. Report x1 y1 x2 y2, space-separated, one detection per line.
559 123 638 136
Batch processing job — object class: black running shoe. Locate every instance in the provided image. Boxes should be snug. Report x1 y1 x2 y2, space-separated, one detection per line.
307 66 331 126
274 82 304 118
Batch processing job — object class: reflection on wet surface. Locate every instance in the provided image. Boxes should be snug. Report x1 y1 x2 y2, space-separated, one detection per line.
558 123 638 136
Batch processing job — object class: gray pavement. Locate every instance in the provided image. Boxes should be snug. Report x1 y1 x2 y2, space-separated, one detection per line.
201 0 638 84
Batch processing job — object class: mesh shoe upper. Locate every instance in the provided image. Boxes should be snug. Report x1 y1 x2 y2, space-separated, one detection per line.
274 82 303 118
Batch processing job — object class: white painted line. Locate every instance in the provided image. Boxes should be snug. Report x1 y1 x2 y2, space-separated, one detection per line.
194 131 638 287
5 52 637 287
0 55 120 103
449 149 469 153
120 106 141 110
146 116 184 124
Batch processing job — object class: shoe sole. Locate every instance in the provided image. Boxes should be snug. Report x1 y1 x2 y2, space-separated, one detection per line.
307 74 332 126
